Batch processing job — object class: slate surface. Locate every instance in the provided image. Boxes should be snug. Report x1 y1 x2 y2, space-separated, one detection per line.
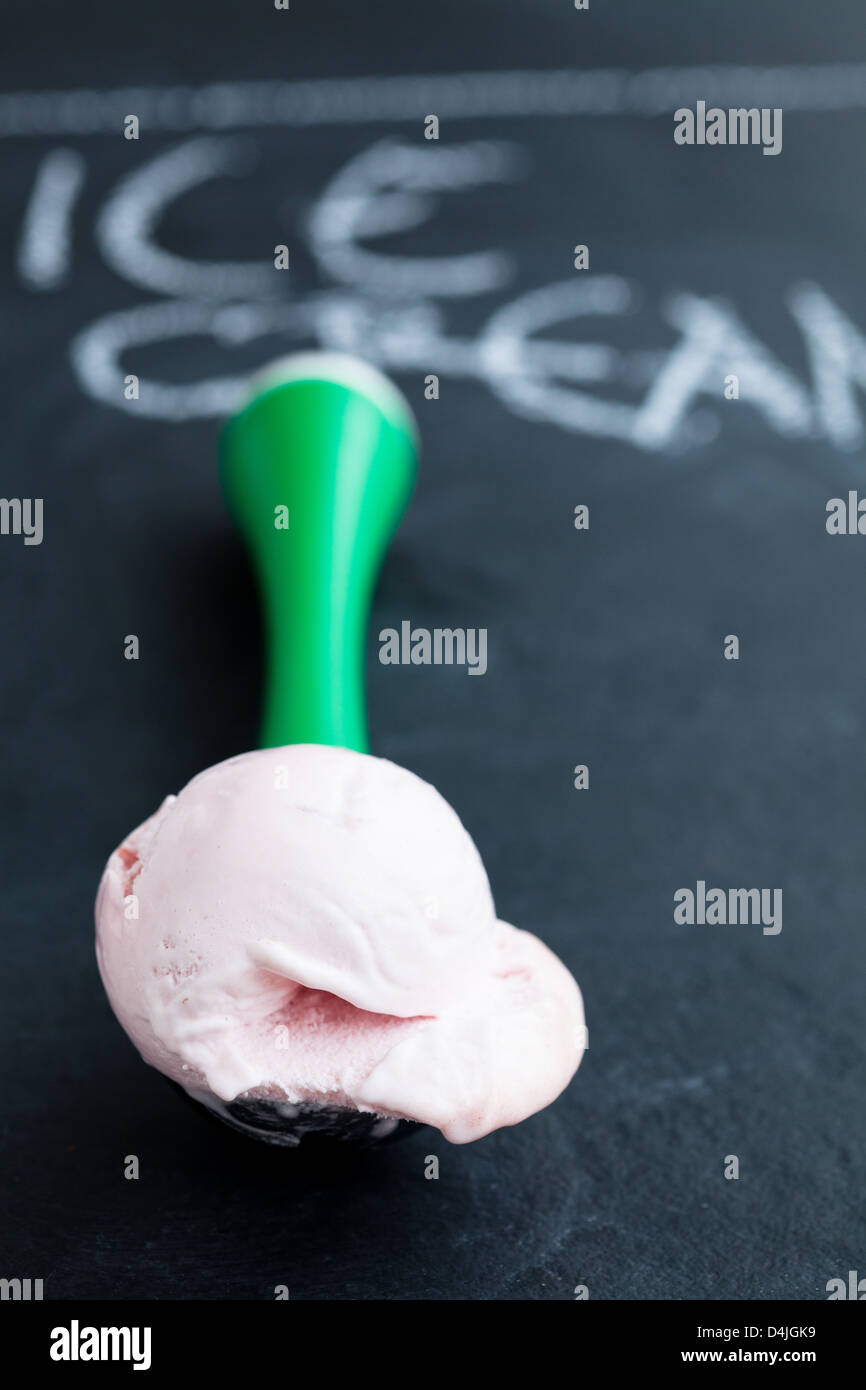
1 0 864 1300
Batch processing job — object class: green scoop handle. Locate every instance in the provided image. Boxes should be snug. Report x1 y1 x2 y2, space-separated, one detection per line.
219 353 418 753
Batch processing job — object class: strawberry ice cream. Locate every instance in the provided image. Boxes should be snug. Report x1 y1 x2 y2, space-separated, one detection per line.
95 744 585 1145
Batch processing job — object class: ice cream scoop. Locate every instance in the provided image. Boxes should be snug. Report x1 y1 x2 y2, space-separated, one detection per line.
95 353 586 1146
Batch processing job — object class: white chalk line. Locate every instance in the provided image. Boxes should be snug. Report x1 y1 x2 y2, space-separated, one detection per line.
16 148 86 288
307 139 519 299
68 278 866 455
96 137 274 299
2 64 866 137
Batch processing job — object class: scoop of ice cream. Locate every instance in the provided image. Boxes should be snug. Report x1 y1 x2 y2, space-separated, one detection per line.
95 745 585 1143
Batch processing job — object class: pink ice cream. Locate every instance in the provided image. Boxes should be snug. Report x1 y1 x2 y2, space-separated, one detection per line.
95 745 585 1144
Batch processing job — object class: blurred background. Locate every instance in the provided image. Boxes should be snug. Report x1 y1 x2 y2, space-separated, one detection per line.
1 0 864 1299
